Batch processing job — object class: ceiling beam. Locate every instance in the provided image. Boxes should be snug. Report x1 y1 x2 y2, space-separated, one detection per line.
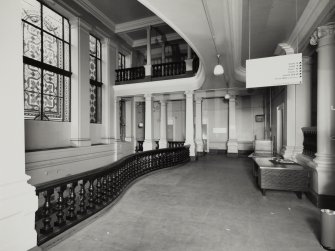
132 32 182 47
115 16 164 33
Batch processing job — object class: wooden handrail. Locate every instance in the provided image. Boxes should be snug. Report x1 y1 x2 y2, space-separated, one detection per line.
34 146 190 245
115 66 145 83
152 61 186 78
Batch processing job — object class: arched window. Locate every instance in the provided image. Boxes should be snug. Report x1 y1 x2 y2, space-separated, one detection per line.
22 0 71 121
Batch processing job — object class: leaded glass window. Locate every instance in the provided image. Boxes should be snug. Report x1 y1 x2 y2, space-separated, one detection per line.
89 35 102 124
22 0 71 121
118 52 126 69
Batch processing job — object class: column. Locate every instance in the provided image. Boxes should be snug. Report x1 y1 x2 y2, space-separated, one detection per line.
113 97 121 141
101 38 116 144
185 45 193 72
185 91 196 157
310 23 335 195
195 97 204 154
0 1 38 249
144 26 152 77
70 17 91 147
132 98 138 149
143 94 155 150
125 99 132 142
160 99 168 149
227 96 238 154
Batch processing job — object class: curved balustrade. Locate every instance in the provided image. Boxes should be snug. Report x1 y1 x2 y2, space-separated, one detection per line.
168 141 185 148
35 146 190 245
152 61 186 78
115 66 145 83
302 127 317 157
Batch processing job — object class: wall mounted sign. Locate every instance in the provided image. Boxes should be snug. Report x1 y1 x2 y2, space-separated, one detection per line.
255 114 264 122
246 53 302 88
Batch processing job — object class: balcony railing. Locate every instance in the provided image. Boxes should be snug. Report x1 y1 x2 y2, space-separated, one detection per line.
34 146 190 246
302 127 317 157
152 61 186 78
115 66 145 83
168 141 185 148
115 58 198 85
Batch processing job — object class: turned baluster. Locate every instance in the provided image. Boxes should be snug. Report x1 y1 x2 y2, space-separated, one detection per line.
87 179 95 210
106 174 113 199
77 180 87 215
66 182 77 221
101 176 107 202
54 185 66 227
95 177 102 205
40 189 54 234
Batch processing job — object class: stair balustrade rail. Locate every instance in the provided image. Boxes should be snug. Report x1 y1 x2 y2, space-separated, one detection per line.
302 127 317 157
152 61 186 78
34 146 190 246
115 66 145 83
168 141 185 148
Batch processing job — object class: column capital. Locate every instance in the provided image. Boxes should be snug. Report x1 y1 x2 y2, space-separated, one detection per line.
144 93 152 100
195 97 202 104
185 90 194 98
310 22 335 46
114 97 121 103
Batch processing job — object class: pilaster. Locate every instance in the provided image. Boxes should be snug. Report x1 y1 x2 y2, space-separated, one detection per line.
113 97 121 141
143 94 155 150
160 99 168 149
70 17 91 147
185 91 196 157
195 97 204 153
227 96 238 154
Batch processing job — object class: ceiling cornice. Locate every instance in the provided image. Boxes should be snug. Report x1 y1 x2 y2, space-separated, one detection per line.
119 33 134 47
274 0 334 55
73 0 115 32
132 32 182 47
115 16 164 33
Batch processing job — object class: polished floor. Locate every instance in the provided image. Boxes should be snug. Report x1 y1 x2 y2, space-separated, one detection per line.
49 155 323 251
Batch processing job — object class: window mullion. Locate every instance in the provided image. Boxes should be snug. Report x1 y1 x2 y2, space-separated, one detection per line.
40 3 44 120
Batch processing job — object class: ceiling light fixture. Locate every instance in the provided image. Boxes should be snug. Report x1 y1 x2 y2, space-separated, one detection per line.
214 54 224 75
201 0 224 76
224 93 230 100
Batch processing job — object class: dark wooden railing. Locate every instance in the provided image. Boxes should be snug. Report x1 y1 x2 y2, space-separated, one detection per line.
302 127 317 157
34 146 190 245
115 66 145 83
152 61 186 78
168 141 185 148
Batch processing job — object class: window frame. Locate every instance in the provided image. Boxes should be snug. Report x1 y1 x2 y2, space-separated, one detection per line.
118 52 126 69
89 34 103 124
22 0 71 122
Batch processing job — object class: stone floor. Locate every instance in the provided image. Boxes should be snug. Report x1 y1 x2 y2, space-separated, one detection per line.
48 155 323 251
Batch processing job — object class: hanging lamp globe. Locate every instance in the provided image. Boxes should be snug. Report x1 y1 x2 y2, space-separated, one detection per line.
214 54 224 75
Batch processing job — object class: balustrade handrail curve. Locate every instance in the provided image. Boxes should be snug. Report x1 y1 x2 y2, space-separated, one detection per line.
35 146 190 246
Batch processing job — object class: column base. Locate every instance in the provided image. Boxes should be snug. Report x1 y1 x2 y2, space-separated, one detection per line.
101 137 114 144
159 140 168 149
227 140 238 154
143 140 155 151
195 139 204 153
185 140 196 157
70 138 91 147
0 175 38 251
313 153 335 195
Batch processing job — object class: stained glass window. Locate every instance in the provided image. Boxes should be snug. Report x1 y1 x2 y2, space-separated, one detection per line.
89 34 102 123
118 52 126 69
22 0 71 121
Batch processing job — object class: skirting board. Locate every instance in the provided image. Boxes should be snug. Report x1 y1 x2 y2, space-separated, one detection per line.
307 189 335 210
